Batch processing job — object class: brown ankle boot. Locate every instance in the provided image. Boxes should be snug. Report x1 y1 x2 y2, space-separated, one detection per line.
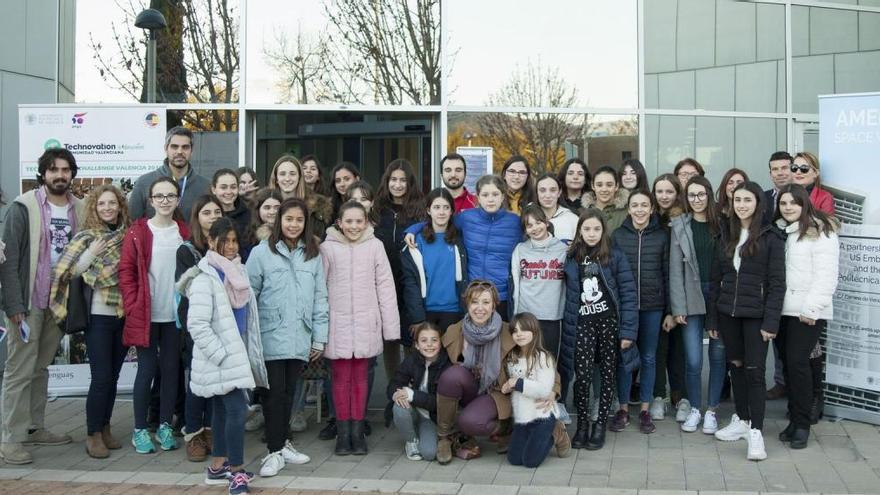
101 425 122 450
86 432 109 458
553 420 571 458
184 428 208 462
435 394 459 465
203 428 213 452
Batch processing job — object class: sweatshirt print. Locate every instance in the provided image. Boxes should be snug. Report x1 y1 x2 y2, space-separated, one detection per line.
578 259 613 321
511 237 567 320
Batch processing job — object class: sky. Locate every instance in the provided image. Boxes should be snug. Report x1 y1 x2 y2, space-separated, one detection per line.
75 0 638 109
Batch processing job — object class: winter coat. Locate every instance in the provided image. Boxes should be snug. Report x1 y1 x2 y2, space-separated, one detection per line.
399 234 467 326
128 162 210 220
320 226 400 359
707 225 786 333
810 186 835 215
669 214 712 317
225 200 253 261
549 206 579 244
506 353 559 424
561 249 639 379
119 218 191 347
245 239 330 361
307 193 333 240
178 257 268 397
777 219 839 321
385 349 452 423
612 215 670 312
581 189 629 233
375 205 420 344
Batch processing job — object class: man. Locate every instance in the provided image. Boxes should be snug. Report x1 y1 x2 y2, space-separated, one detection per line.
0 148 86 464
128 126 210 220
440 153 477 212
764 151 793 219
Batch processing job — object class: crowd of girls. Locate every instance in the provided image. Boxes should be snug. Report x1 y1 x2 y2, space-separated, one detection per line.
39 149 841 494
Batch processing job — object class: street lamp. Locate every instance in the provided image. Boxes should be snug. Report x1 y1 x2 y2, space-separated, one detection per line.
135 8 168 104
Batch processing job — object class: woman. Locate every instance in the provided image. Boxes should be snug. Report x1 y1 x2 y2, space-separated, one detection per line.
330 162 361 221
674 158 705 188
49 185 131 458
212 169 253 260
534 173 579 244
621 159 649 191
557 158 590 212
716 168 749 219
775 184 838 448
301 154 329 196
269 155 333 238
501 155 535 216
708 181 785 461
791 152 834 215
581 165 629 233
237 166 259 203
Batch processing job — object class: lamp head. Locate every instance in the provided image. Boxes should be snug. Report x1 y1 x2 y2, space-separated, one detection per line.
135 8 167 31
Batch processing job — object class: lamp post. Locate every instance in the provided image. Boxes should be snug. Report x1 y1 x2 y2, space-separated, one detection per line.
135 8 168 104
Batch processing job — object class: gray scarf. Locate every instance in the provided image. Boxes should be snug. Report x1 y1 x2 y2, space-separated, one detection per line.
462 312 503 393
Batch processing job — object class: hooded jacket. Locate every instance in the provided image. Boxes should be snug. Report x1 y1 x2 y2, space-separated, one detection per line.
509 236 567 320
385 348 451 422
548 206 579 244
177 257 268 398
128 161 210 220
307 193 334 240
225 199 253 261
611 215 670 312
580 189 629 233
320 226 400 359
777 218 839 321
399 232 467 326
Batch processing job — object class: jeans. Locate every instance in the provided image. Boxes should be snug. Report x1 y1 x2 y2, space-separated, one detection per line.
391 404 438 460
507 415 556 468
680 315 705 410
719 314 768 430
617 310 663 405
85 315 127 435
776 317 823 428
264 359 303 452
211 388 248 466
707 337 727 408
133 322 180 429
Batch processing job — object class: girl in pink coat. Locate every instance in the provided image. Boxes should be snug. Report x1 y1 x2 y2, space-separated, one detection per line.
320 200 400 456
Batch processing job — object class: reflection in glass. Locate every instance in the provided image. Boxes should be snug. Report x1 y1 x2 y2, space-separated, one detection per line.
167 110 240 179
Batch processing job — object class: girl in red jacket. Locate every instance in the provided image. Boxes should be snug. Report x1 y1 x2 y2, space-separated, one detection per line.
119 177 190 454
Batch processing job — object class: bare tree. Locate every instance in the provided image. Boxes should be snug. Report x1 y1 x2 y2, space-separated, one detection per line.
262 26 332 104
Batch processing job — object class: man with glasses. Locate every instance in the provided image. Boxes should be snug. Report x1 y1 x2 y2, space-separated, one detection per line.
764 151 793 219
0 148 86 464
128 126 210 220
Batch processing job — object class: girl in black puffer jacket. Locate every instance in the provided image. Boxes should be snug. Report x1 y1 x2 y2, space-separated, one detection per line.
707 181 785 462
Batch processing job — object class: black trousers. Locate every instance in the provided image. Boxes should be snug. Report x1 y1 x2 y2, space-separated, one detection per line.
264 359 304 452
719 313 768 430
776 316 823 429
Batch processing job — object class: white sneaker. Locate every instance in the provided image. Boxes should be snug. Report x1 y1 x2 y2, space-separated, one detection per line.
649 397 666 420
245 406 264 432
404 439 422 461
681 408 701 433
714 413 750 442
557 403 572 425
281 440 310 464
675 398 691 422
289 411 308 432
259 451 285 477
702 410 718 434
746 428 767 461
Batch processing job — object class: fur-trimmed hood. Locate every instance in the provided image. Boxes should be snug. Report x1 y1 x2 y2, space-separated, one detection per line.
580 188 629 211
307 193 333 224
775 216 840 240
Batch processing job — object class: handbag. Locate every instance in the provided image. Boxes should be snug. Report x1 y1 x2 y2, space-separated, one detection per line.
59 275 92 334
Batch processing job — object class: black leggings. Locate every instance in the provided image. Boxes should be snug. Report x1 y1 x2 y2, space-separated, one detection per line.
264 359 304 452
719 314 768 430
573 316 618 423
134 322 180 429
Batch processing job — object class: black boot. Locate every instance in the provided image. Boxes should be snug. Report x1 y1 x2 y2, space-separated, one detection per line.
571 415 589 449
319 418 337 440
351 420 368 455
778 422 796 442
790 427 810 449
334 420 352 455
810 391 824 425
586 422 606 450
364 419 372 436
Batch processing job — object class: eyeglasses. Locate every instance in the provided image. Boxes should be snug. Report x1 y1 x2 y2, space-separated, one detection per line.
677 171 698 179
790 164 811 174
505 169 529 177
687 192 708 201
151 194 179 203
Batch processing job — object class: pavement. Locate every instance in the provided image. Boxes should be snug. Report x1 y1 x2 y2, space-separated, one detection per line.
2 394 880 495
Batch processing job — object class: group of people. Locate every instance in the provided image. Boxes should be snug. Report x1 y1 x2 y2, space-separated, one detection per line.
0 125 840 495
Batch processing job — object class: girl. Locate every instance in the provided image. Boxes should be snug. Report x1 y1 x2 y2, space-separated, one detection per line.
535 173 579 243
717 168 749 219
245 188 283 247
119 177 190 453
775 184 838 449
212 169 253 260
401 188 467 334
562 209 637 450
503 312 566 468
708 181 785 461
581 165 629 233
610 190 669 435
345 180 379 225
621 159 649 191
301 154 329 196
246 198 327 476
387 322 451 461
320 201 400 456
501 155 535 216
49 185 131 458
652 173 684 225
270 155 333 238
330 162 361 221
674 158 705 188
177 194 223 462
236 166 259 203
669 176 724 434
557 158 589 212
178 218 268 494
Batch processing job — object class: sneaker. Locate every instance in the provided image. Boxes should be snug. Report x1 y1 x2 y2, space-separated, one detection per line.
156 422 178 451
714 413 750 442
746 428 767 461
259 451 285 477
205 462 231 485
131 428 156 454
23 428 72 446
681 408 701 433
281 440 310 464
557 403 572 425
0 442 33 465
245 405 264 432
289 411 307 433
675 398 691 422
404 439 422 461
702 410 718 434
228 470 253 495
609 410 630 432
649 397 666 420
638 410 656 434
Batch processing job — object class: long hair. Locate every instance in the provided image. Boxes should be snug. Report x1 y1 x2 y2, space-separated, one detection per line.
717 168 750 215
725 181 765 258
375 158 424 222
621 158 649 190
774 183 838 240
652 173 684 216
507 312 553 377
245 187 283 246
558 158 591 194
535 172 563 210
149 176 184 222
269 198 319 260
685 176 721 236
188 194 223 252
567 208 612 265
501 155 535 210
236 166 259 187
345 180 379 225
794 151 823 189
421 188 459 244
301 154 328 196
207 217 239 258
81 184 131 231
330 162 361 216
269 155 307 200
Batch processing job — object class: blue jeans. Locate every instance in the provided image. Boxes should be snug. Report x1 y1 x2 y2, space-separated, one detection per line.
507 415 556 468
211 389 248 466
617 310 663 405
680 314 705 409
392 404 438 461
85 315 127 435
707 337 727 408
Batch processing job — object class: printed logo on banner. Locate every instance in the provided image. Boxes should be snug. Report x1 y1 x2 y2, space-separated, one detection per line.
44 138 62 149
71 112 87 127
24 113 37 125
144 112 161 127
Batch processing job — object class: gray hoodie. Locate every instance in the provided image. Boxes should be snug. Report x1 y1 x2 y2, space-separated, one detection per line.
510 236 568 320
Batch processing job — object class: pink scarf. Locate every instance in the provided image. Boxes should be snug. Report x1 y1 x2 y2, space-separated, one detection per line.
205 250 251 309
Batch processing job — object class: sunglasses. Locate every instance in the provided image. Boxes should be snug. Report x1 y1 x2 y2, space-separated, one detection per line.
790 164 811 174
467 280 495 290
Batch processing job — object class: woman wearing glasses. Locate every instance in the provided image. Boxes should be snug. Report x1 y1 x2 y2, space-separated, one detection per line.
791 152 834 215
673 158 705 189
500 156 535 216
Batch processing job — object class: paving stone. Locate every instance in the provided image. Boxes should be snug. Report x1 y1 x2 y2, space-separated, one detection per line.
250 475 297 487
23 469 84 482
518 485 577 495
124 471 187 485
569 474 608 487
577 488 637 495
286 475 348 490
343 477 406 492
458 483 520 495
0 468 35 480
400 480 461 494
74 470 136 483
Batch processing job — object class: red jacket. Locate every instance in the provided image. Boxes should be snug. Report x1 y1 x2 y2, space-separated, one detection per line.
453 187 478 213
119 217 190 347
810 186 835 215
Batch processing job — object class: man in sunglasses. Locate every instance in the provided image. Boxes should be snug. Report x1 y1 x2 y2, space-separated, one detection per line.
764 151 793 219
